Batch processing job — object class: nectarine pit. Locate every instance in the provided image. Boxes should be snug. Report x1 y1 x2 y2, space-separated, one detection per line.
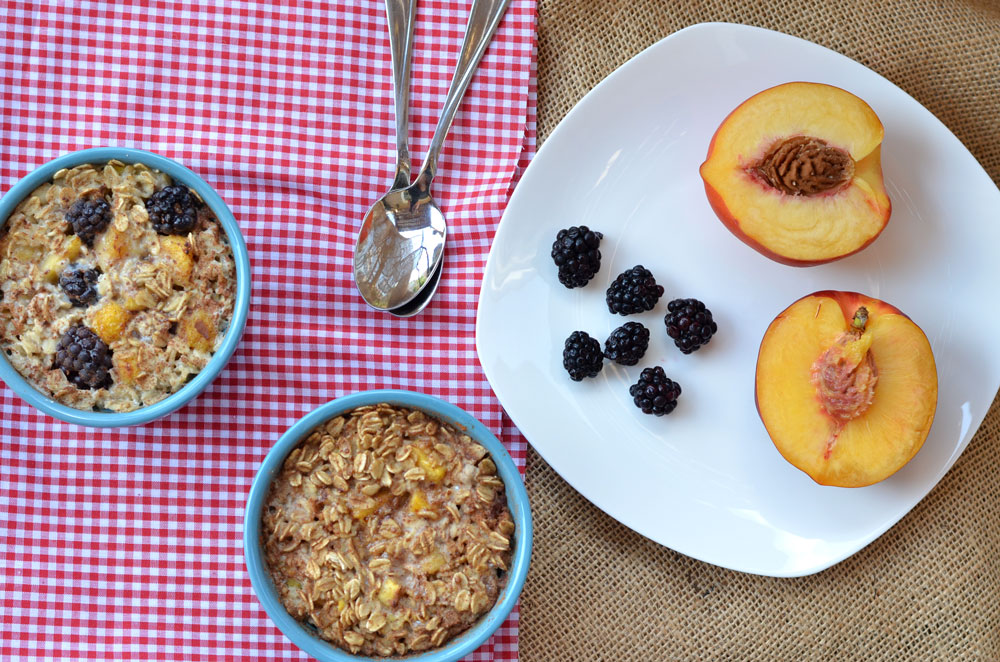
811 307 878 424
752 136 855 196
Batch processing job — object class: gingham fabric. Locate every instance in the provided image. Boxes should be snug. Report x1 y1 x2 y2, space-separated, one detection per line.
0 1 536 659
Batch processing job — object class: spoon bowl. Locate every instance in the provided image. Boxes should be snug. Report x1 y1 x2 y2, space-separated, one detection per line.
354 0 512 313
388 254 444 317
354 179 447 310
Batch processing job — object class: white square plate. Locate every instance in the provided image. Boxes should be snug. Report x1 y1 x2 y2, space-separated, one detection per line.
475 23 1000 576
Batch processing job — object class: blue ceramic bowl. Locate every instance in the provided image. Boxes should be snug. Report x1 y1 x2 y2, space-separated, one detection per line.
244 390 533 662
0 147 251 427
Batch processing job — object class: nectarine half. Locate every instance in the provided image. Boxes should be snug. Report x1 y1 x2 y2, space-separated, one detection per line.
755 291 937 487
700 82 891 266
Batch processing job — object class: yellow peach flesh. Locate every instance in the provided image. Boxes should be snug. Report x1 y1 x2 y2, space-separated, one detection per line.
114 347 142 385
422 552 447 575
706 83 883 163
412 447 446 482
756 297 843 466
828 314 937 485
95 225 131 271
160 236 193 285
92 302 130 345
180 310 216 352
409 489 430 512
377 578 401 606
700 82 891 265
702 167 887 262
755 292 937 487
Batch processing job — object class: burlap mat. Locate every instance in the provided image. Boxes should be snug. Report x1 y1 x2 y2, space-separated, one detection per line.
522 1 1000 659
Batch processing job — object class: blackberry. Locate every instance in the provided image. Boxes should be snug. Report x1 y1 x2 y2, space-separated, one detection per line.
629 366 681 416
605 265 664 315
59 266 100 307
551 225 603 288
52 325 113 390
562 330 604 381
146 184 200 235
664 298 718 354
603 322 649 366
65 196 111 246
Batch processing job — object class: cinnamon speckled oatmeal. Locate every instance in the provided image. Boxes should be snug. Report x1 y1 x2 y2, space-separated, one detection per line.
0 161 236 412
262 404 515 657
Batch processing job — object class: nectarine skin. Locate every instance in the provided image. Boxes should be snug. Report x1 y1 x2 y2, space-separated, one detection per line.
755 291 937 488
700 82 892 267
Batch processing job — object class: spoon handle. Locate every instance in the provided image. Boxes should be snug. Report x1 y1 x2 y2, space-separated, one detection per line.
386 0 417 190
415 0 512 187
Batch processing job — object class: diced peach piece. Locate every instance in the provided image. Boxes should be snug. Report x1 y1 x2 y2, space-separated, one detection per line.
65 235 82 261
377 578 401 606
409 489 430 512
94 224 131 271
40 253 63 284
92 302 130 344
180 309 216 352
412 447 446 482
160 235 193 285
350 491 391 520
114 347 142 385
755 291 937 487
40 236 83 284
421 552 446 575
123 289 157 312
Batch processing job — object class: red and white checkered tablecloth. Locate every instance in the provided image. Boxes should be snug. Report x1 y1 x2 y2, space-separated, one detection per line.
0 1 537 659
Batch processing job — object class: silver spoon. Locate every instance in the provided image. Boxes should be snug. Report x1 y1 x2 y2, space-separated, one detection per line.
354 0 513 312
384 0 417 193
387 255 443 317
351 0 418 310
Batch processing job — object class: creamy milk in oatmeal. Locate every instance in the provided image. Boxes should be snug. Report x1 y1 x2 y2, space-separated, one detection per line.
262 404 515 657
0 162 236 412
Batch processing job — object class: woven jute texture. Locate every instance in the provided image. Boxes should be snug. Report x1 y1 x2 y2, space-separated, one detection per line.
522 1 1000 660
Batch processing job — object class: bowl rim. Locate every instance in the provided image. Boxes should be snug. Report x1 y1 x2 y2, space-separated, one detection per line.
243 389 533 662
0 146 251 427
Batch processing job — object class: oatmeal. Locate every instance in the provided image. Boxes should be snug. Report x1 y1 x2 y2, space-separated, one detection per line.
0 162 236 412
262 404 515 657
